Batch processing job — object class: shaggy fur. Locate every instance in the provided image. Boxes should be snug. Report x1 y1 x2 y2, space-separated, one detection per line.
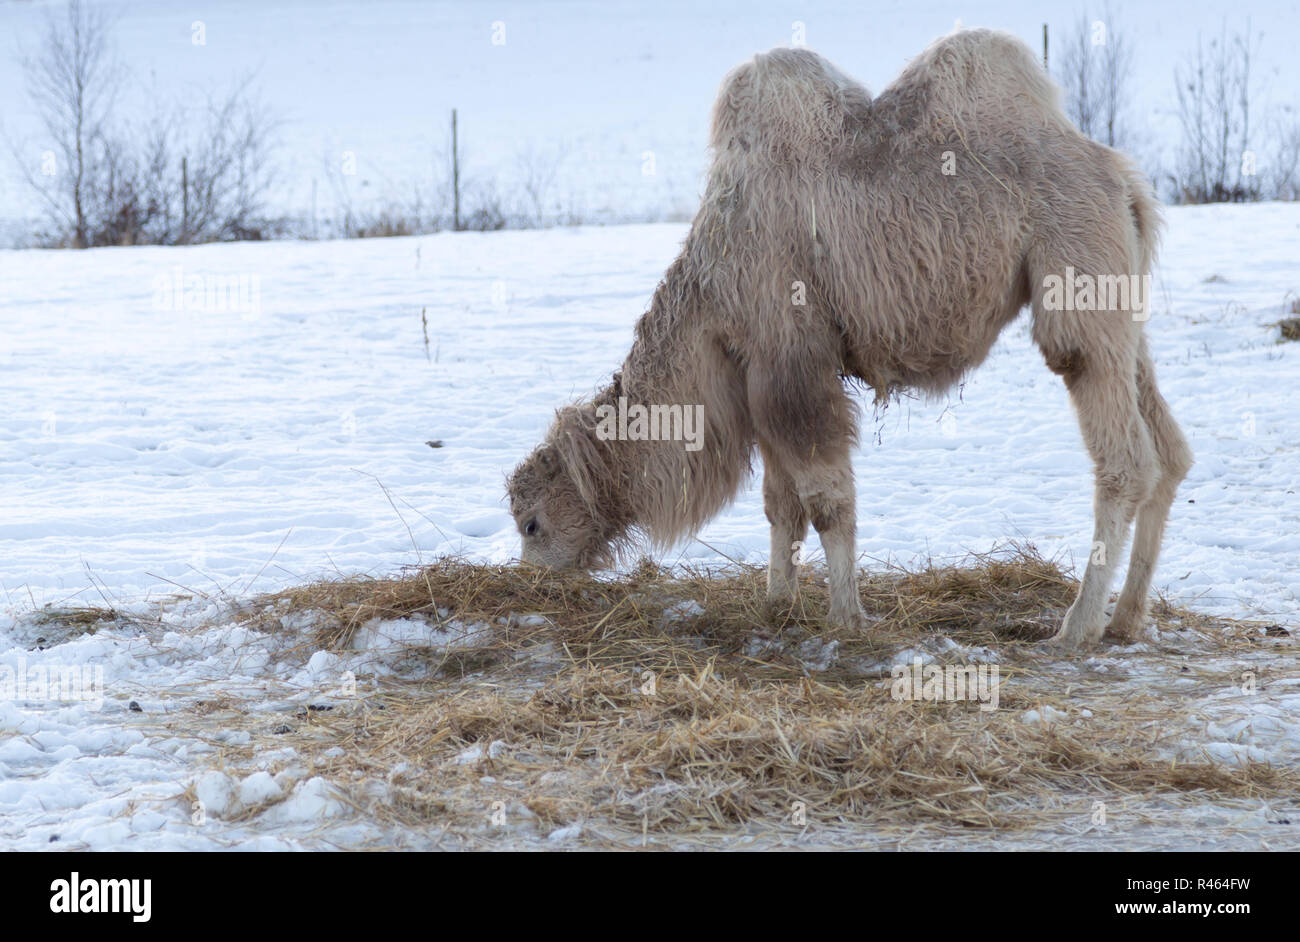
507 29 1192 649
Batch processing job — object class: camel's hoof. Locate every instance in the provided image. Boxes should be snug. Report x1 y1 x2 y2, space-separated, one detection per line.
828 605 869 633
1101 621 1143 645
1044 628 1096 652
765 588 799 608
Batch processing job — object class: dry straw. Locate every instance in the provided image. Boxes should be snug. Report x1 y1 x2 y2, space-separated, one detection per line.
215 544 1297 844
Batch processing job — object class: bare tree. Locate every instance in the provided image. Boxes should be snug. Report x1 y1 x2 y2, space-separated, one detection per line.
1097 11 1133 149
1173 23 1261 203
1056 7 1132 149
20 0 121 247
1058 13 1098 140
16 2 282 246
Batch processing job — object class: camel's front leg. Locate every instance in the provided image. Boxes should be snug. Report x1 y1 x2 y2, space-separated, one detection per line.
761 446 808 603
747 333 864 630
797 456 867 630
764 436 866 630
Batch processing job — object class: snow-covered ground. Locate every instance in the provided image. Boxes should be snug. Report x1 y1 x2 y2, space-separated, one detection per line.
1 202 1298 850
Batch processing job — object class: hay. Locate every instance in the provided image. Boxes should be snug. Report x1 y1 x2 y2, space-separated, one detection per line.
22 604 125 647
214 545 1299 844
246 543 1078 671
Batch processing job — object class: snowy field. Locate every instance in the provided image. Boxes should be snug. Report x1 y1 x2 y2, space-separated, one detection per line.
1 202 1298 850
2 0 1299 851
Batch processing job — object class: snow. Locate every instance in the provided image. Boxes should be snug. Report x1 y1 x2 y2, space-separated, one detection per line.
263 778 346 824
455 740 508 765
1 203 1296 849
547 823 584 843
195 771 238 819
1021 706 1071 727
349 616 491 655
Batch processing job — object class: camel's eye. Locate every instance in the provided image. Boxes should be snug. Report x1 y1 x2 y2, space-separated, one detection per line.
524 519 539 537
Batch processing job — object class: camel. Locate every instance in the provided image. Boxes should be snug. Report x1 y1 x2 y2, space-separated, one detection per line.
507 29 1192 649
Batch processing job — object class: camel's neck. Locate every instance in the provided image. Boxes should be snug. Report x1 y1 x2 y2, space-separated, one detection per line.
584 253 752 550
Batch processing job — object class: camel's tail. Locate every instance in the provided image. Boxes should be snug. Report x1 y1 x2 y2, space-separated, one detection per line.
1121 160 1163 278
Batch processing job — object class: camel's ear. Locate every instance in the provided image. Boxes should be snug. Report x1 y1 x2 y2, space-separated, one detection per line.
555 424 604 516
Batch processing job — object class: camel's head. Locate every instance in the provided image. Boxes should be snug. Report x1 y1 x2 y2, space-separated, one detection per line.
506 435 614 571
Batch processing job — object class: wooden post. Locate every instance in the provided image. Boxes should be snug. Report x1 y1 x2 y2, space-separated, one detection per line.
1043 24 1049 70
451 108 461 231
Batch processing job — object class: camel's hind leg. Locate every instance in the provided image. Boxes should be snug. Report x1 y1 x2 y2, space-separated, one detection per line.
1034 292 1158 649
1106 339 1193 641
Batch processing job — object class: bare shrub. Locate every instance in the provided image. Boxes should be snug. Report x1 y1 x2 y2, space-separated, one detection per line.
320 150 442 238
16 1 282 246
317 129 513 237
172 82 283 242
1172 24 1263 203
459 178 508 231
1264 107 1300 201
512 142 570 226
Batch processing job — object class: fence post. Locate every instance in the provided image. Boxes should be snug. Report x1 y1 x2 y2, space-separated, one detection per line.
181 155 189 244
452 108 461 231
1043 24 1049 70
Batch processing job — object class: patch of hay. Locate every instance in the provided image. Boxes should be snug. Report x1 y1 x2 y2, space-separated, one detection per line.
218 546 1298 843
246 543 1078 672
309 669 1289 835
22 604 126 646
